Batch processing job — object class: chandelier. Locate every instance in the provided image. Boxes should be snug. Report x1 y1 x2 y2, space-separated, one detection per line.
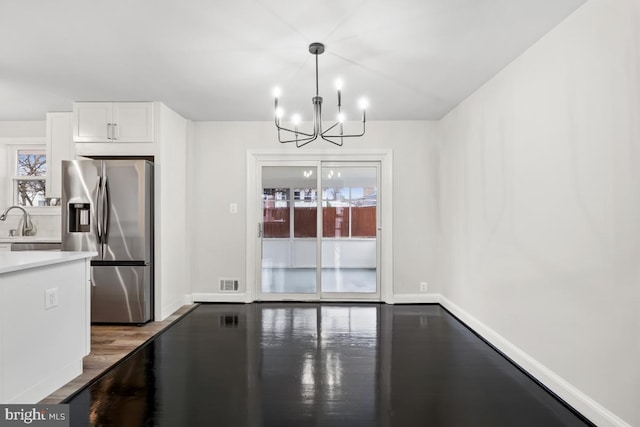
273 42 368 148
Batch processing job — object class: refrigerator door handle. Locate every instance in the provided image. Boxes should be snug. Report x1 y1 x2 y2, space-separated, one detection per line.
96 176 103 244
90 266 96 287
102 176 110 244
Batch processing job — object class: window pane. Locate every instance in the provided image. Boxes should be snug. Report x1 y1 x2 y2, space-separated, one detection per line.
14 179 60 206
263 188 290 238
17 150 47 176
323 206 349 238
293 188 316 238
322 187 350 238
351 187 377 237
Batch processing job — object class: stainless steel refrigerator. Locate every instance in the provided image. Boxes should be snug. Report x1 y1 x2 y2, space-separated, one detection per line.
61 159 153 324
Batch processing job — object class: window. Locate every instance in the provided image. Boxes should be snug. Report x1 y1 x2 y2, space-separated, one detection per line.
263 188 290 238
322 186 376 238
11 147 59 207
262 186 376 239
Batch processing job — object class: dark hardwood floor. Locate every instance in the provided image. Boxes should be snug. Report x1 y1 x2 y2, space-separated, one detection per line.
65 303 592 426
39 305 196 404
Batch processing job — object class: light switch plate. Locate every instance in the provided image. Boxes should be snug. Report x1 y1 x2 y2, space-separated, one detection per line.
45 288 58 309
230 203 238 214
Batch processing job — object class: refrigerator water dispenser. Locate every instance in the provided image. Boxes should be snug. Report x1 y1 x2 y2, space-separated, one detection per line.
69 203 91 232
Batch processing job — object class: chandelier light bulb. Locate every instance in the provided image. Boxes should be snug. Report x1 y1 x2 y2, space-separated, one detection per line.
358 97 369 110
335 78 344 91
337 112 346 123
275 107 285 119
291 114 302 126
272 87 282 98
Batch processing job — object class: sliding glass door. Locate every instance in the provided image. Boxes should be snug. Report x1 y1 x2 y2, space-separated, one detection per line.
259 161 380 300
320 164 378 298
260 164 318 296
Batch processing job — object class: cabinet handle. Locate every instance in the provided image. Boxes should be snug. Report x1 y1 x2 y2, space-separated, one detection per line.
113 123 119 140
107 123 113 140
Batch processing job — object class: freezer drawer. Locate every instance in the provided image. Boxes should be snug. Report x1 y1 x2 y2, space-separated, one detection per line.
91 264 151 324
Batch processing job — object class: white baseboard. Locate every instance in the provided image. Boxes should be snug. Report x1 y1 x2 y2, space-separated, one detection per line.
389 293 440 304
439 296 630 427
159 296 189 321
192 292 251 303
11 359 82 403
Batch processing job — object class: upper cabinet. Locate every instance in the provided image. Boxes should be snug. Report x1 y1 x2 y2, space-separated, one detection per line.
73 102 154 143
46 112 74 198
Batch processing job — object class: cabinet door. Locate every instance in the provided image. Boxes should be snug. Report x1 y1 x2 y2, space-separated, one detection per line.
46 112 74 198
0 243 11 252
112 102 154 142
73 103 112 142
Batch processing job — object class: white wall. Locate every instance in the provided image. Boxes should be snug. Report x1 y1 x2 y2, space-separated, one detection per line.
189 121 439 299
438 0 639 425
155 103 189 319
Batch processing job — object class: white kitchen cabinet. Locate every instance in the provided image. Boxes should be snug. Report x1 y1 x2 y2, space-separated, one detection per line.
46 112 74 198
73 102 154 143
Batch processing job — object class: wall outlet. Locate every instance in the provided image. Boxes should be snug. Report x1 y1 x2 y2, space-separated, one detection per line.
420 282 428 293
45 288 58 309
229 203 238 214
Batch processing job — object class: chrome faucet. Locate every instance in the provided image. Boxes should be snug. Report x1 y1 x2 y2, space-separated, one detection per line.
0 206 34 236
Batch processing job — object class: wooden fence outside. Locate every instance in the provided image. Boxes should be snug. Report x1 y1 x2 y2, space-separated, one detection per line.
263 206 376 238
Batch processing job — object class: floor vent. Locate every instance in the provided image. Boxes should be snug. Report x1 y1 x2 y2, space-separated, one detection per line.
219 278 239 292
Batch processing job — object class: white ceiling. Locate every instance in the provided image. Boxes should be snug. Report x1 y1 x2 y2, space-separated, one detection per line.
0 0 587 122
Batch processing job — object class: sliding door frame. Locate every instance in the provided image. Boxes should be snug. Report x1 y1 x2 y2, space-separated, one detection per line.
246 149 393 303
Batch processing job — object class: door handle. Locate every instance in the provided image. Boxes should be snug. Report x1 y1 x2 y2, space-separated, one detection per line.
258 222 263 238
96 177 103 244
102 176 110 244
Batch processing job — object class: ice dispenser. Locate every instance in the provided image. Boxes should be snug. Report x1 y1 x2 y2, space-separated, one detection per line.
68 203 91 232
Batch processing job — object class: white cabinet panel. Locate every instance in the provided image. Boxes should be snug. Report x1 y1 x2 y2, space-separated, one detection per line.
112 103 154 142
73 102 112 142
46 112 74 198
73 102 153 143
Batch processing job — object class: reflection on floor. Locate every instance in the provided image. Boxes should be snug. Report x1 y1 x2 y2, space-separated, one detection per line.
262 268 376 293
65 303 592 427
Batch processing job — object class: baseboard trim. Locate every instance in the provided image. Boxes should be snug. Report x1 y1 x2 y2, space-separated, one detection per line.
438 296 630 427
389 293 440 304
160 296 189 321
192 293 251 303
14 359 82 403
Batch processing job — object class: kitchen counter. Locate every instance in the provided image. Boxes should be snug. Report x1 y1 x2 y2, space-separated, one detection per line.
0 251 95 403
0 236 61 243
0 251 94 274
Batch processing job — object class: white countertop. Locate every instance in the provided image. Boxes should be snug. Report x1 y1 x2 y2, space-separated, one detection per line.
0 251 96 274
0 236 61 243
